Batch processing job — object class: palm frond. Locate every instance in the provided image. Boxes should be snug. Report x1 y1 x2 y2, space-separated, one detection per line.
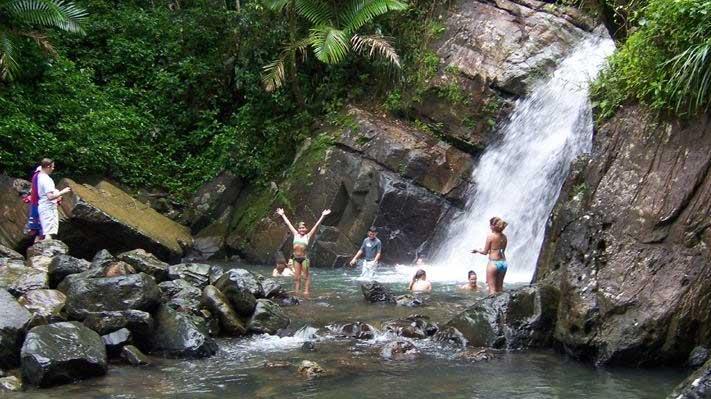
341 0 408 34
262 54 287 92
20 31 58 56
666 41 711 113
7 0 88 33
262 0 291 12
351 33 400 67
309 25 349 64
294 0 332 25
0 30 20 81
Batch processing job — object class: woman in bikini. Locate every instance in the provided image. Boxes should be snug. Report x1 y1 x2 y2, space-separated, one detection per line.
471 217 508 295
276 208 331 296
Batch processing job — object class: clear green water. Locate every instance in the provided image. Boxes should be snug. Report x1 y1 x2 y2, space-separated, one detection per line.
6 265 684 398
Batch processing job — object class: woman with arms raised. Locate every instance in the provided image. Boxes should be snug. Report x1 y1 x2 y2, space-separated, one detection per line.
276 208 331 296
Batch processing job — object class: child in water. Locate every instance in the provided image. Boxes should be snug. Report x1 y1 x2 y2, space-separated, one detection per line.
409 269 432 292
459 270 479 291
273 259 294 277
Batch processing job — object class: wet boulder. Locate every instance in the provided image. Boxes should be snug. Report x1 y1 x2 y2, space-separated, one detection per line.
381 339 420 360
361 281 395 303
26 239 69 259
158 279 195 299
48 255 91 287
61 273 162 320
382 315 438 339
432 326 468 350
117 249 169 282
182 170 242 232
166 286 202 315
446 285 559 350
215 268 264 297
81 310 154 342
91 249 115 269
336 322 376 340
202 285 246 336
101 328 132 357
247 299 290 335
0 244 23 261
0 289 32 369
0 265 48 297
213 269 259 316
18 289 66 324
167 263 222 289
258 276 287 299
395 294 423 307
21 321 107 387
121 345 151 366
150 304 217 358
103 260 136 277
667 358 711 399
56 179 192 262
689 347 710 370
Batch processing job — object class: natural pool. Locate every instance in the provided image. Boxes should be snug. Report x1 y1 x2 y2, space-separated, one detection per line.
7 265 684 398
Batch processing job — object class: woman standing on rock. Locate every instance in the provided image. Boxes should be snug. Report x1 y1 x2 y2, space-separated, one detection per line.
471 217 508 295
36 158 71 240
276 208 331 296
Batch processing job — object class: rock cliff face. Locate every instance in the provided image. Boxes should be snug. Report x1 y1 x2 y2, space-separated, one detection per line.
535 105 711 366
0 175 31 250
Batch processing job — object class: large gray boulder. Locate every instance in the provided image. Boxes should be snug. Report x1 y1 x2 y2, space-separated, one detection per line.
446 285 559 349
167 263 222 289
0 289 31 368
0 265 48 297
247 299 290 335
535 105 711 366
26 239 69 259
81 310 154 342
117 249 169 282
60 273 162 320
21 322 107 387
48 254 91 287
213 269 259 316
18 289 66 322
202 285 246 336
150 305 217 358
0 175 31 250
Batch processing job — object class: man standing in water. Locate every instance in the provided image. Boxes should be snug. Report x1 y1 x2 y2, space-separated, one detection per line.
36 158 71 240
349 226 382 279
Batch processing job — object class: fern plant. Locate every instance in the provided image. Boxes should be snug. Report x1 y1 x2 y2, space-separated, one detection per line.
0 0 87 81
262 0 407 93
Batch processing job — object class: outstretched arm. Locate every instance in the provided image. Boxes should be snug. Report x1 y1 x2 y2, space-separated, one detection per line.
471 236 492 255
276 208 298 236
308 209 331 238
350 249 363 266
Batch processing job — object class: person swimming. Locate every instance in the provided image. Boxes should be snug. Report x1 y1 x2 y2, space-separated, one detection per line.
276 207 331 296
408 269 432 292
459 270 479 291
471 216 508 295
273 258 294 277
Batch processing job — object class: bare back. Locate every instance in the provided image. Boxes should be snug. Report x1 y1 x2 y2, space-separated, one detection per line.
486 232 507 260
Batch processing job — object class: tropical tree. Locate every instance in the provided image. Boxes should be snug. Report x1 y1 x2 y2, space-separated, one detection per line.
261 0 407 98
0 0 87 81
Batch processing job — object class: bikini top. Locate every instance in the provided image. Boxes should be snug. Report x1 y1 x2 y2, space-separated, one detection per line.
293 234 309 247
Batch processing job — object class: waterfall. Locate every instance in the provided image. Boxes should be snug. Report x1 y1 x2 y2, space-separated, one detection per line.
429 32 616 283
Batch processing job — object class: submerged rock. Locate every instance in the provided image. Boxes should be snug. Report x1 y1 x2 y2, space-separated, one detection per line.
121 345 151 366
150 305 217 358
382 315 438 339
247 299 290 335
21 321 107 387
0 265 48 297
117 249 169 282
297 360 324 378
446 285 559 350
213 269 259 316
381 340 419 360
361 281 395 303
432 327 468 350
0 289 32 369
61 273 162 320
48 255 91 287
202 285 246 336
337 322 376 340
395 294 423 307
56 179 192 262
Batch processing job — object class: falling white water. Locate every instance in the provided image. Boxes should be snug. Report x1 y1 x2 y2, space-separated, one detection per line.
421 32 616 284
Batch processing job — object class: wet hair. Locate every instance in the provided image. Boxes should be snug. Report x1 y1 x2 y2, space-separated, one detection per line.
489 217 508 232
409 269 426 290
368 226 378 233
40 158 54 168
468 270 477 279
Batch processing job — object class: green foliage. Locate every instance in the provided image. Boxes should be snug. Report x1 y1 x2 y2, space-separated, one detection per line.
0 0 87 80
592 0 711 119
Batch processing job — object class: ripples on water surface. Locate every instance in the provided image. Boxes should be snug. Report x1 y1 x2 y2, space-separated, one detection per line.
8 266 683 399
